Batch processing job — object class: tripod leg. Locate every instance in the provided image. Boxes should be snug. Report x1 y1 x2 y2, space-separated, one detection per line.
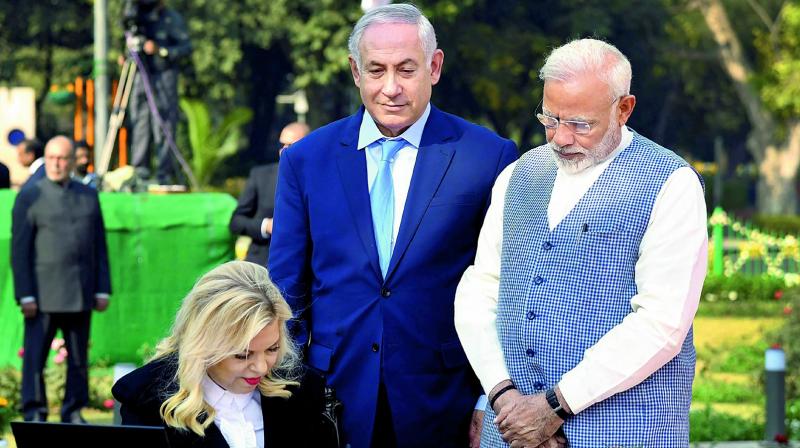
98 60 136 176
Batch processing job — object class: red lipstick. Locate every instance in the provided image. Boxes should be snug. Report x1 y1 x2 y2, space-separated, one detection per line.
243 377 261 385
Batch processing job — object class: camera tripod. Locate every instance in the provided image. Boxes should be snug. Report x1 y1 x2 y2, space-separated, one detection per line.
97 37 197 189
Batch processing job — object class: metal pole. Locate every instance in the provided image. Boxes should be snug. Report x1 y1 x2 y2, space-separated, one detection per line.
93 0 109 166
712 207 725 276
765 345 786 441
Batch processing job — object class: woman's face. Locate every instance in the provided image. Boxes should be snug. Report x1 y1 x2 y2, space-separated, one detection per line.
207 321 281 394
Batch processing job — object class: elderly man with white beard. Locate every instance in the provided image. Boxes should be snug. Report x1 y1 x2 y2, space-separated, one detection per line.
454 38 708 448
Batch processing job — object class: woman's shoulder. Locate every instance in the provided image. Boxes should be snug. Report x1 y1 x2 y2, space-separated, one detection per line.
112 355 179 406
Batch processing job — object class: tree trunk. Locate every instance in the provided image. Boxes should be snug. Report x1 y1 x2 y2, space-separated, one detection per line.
697 0 800 214
756 123 800 214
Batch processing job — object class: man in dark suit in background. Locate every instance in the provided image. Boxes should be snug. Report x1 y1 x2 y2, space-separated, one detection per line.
11 135 112 423
229 122 310 265
268 4 518 447
17 139 45 188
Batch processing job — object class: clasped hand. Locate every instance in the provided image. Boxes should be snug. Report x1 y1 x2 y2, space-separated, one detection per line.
492 390 565 448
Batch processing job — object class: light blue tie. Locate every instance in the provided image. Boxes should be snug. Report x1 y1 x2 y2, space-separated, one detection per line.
370 138 406 278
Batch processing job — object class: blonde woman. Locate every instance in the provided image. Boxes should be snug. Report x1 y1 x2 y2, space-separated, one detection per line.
112 261 340 448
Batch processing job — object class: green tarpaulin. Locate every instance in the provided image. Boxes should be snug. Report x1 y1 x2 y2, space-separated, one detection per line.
0 190 236 367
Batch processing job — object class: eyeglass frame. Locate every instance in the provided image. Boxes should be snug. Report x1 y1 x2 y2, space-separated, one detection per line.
535 95 624 136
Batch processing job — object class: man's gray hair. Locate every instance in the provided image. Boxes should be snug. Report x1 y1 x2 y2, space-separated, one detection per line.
348 3 437 72
539 38 632 100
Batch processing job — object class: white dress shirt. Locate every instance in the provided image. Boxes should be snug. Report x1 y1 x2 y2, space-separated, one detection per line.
454 126 708 413
202 376 264 448
357 103 431 248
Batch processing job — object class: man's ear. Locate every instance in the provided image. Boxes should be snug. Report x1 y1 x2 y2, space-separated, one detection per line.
429 49 444 86
617 95 636 126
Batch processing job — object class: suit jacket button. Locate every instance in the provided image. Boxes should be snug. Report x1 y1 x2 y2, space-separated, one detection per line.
372 343 380 352
380 288 391 298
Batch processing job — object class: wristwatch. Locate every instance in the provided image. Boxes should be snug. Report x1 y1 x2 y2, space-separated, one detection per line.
545 388 571 419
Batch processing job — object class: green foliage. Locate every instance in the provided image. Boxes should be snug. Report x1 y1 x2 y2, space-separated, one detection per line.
692 376 762 403
697 301 788 318
179 98 252 188
689 405 762 441
752 214 800 235
0 367 21 434
770 294 800 400
754 3 800 119
702 274 787 303
788 399 800 438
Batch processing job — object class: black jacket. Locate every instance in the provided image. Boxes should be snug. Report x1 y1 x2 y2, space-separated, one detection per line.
0 161 9 189
112 356 340 448
228 163 279 266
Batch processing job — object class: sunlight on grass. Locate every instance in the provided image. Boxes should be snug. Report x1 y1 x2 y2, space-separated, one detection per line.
694 317 782 350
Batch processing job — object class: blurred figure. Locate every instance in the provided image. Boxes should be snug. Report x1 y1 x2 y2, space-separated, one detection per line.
11 136 111 423
229 122 310 266
17 139 45 189
124 0 192 184
0 160 9 189
112 261 341 448
73 140 98 189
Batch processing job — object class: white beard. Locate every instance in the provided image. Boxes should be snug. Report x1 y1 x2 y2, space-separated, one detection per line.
548 123 621 175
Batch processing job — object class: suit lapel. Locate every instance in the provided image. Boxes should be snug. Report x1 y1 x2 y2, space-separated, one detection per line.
336 108 383 280
386 106 457 280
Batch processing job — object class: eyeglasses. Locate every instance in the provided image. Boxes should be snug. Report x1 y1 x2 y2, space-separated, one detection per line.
535 96 622 136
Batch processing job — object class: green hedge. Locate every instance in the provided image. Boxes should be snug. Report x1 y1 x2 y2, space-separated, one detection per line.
0 190 237 368
753 214 800 235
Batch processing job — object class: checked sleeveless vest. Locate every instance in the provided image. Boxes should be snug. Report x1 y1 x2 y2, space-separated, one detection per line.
481 133 702 448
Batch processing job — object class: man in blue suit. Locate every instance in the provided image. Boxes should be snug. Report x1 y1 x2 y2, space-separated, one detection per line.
268 4 517 447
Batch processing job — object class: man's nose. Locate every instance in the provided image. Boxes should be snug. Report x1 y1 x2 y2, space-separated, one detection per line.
381 73 402 98
550 124 575 148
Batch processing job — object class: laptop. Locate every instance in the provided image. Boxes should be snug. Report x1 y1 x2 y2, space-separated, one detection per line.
11 421 171 448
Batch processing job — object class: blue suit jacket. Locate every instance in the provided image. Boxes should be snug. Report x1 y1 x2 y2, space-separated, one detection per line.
21 164 45 190
269 105 517 448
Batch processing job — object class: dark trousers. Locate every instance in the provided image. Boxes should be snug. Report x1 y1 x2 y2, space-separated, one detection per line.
371 382 397 448
22 311 91 421
129 68 179 184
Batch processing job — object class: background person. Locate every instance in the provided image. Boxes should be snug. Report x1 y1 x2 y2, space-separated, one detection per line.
112 261 340 448
229 122 310 266
124 0 192 184
11 135 111 423
73 140 98 189
17 138 45 189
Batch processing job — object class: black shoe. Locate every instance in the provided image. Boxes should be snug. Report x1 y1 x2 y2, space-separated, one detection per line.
62 411 87 424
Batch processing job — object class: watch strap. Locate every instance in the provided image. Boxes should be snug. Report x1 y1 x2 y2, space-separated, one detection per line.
545 388 571 419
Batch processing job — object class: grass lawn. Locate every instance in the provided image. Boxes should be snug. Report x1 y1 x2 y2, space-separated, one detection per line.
690 315 785 441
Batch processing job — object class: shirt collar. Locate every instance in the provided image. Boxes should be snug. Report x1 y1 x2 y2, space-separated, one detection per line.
29 157 44 174
201 375 257 411
357 103 431 150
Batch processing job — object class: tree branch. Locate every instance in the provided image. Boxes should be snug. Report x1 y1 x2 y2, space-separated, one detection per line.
696 0 775 153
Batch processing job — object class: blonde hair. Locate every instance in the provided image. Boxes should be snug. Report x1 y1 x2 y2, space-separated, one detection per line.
152 261 300 436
